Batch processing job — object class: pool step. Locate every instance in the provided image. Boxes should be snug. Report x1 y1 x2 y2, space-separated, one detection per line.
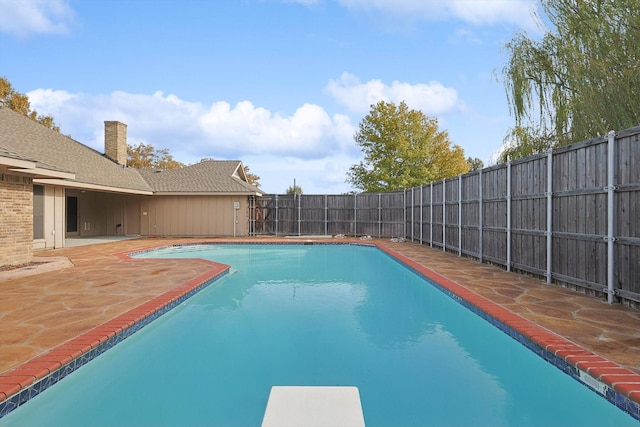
261 386 365 427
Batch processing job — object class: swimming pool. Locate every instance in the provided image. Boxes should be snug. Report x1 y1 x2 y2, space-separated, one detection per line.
0 243 637 426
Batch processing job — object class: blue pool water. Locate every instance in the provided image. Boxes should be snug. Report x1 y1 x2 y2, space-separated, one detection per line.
1 244 636 426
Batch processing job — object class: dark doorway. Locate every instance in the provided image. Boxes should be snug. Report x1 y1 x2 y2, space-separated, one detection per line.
66 196 79 234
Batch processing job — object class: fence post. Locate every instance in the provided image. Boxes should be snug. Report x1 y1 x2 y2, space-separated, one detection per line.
606 130 617 303
420 185 423 245
546 151 553 284
403 190 407 239
378 193 382 238
275 194 279 236
298 194 302 236
442 179 446 252
430 183 433 247
507 162 512 272
479 170 483 263
325 195 328 236
354 193 357 237
411 187 415 242
458 175 462 256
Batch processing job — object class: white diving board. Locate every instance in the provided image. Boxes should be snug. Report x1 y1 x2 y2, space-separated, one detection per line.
261 386 366 427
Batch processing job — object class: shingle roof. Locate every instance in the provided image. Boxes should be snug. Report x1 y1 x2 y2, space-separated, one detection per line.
138 160 262 194
0 107 262 196
0 145 73 174
0 107 152 193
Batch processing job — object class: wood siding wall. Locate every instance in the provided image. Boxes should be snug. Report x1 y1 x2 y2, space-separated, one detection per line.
140 195 250 237
256 126 639 305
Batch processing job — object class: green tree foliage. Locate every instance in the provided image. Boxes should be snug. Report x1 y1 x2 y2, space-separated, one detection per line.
347 101 469 192
0 76 60 132
466 157 484 171
501 0 640 162
127 142 185 169
285 184 303 195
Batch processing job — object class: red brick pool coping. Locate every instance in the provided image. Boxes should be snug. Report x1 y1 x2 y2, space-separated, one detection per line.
1 241 639 419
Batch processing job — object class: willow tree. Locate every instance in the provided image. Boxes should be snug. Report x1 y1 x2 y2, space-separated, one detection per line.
501 0 640 162
347 101 468 193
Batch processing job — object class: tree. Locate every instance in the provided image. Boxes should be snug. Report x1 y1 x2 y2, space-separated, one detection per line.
347 101 469 192
243 165 261 188
467 157 484 171
502 0 640 162
127 142 185 169
0 76 60 132
286 184 303 195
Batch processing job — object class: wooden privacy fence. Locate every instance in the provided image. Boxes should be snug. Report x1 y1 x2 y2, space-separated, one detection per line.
252 192 405 238
407 126 639 305
251 125 639 305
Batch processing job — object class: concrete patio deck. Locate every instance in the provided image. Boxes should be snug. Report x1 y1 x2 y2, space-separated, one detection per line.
1 237 639 413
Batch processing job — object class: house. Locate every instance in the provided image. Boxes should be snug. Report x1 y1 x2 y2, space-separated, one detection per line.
0 103 262 267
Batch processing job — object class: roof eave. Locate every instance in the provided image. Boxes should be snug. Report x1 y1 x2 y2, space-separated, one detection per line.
152 191 263 196
8 167 76 180
33 178 153 195
1 155 76 180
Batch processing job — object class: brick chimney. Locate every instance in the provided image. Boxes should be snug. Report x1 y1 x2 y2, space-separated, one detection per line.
104 121 127 166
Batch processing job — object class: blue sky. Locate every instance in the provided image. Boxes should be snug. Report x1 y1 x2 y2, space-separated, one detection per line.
0 0 542 194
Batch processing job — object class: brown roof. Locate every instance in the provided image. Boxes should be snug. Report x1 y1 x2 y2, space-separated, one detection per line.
0 107 152 193
138 160 262 194
0 107 261 195
0 145 73 175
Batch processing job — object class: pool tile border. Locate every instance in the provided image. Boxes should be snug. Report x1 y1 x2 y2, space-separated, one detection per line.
1 240 639 422
374 243 640 421
0 249 230 418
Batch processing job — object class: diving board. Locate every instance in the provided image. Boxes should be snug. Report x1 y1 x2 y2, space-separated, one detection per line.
261 386 366 427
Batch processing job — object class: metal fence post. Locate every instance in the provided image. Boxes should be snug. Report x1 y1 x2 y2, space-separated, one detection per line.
546 151 553 284
403 189 407 239
275 194 279 236
324 194 328 236
430 183 433 247
378 193 382 238
442 179 446 252
606 130 617 303
458 175 462 256
420 185 423 245
298 194 302 236
411 187 415 242
507 162 512 272
479 170 483 263
354 193 357 237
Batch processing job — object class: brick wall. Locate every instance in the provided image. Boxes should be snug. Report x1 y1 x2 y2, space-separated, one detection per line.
0 173 33 266
104 121 127 166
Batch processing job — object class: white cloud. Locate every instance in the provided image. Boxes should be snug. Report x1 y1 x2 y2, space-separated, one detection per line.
0 0 75 37
26 88 360 193
198 101 353 158
335 0 539 30
325 72 462 115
